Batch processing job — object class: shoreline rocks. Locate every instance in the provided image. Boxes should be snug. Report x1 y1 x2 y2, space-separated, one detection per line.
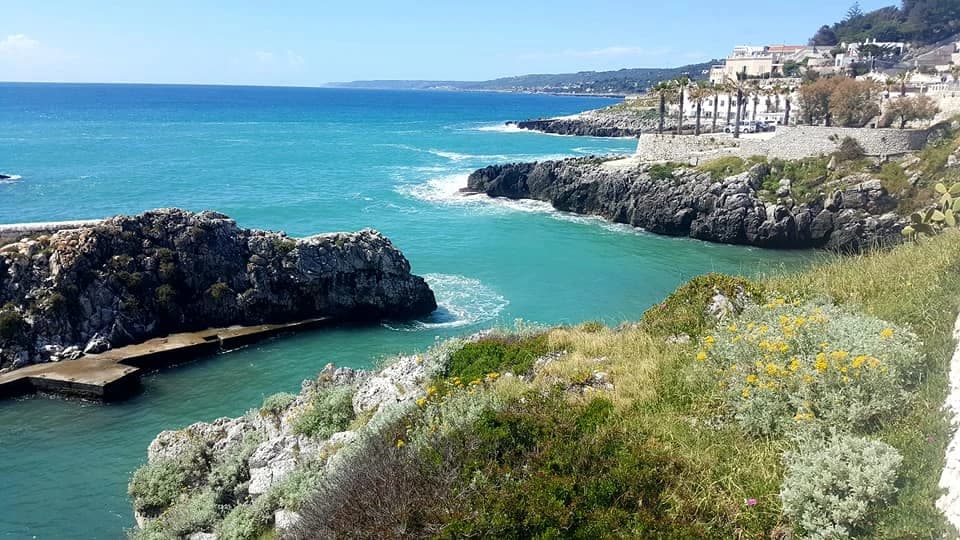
510 106 674 138
464 158 905 252
0 209 436 369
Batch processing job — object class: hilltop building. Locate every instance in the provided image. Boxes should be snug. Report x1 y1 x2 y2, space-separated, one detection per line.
709 45 824 83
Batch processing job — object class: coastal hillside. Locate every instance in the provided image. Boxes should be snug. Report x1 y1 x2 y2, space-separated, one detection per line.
0 209 436 370
130 228 960 539
810 0 960 47
327 61 715 95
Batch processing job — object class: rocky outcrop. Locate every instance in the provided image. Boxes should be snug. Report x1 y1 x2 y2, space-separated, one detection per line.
133 346 442 537
464 158 905 251
0 209 436 369
511 107 670 138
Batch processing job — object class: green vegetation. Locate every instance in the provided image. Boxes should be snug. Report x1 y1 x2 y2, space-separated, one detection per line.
208 281 234 301
811 1 960 46
647 162 679 182
288 230 960 539
260 392 296 416
291 386 355 439
0 306 27 341
641 273 763 337
128 458 194 514
445 333 554 382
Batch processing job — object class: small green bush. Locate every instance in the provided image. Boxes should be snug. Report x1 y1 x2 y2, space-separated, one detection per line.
698 156 749 180
579 320 606 333
641 273 763 337
647 162 678 181
877 162 910 195
130 490 218 539
155 285 177 309
128 459 191 513
0 308 27 341
780 433 902 539
129 441 209 514
291 386 355 439
446 334 553 381
261 392 296 416
208 281 234 301
217 502 270 540
833 137 866 163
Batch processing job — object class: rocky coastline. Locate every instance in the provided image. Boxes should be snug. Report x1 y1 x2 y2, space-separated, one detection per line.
510 106 669 138
129 332 471 538
0 209 436 370
464 157 905 252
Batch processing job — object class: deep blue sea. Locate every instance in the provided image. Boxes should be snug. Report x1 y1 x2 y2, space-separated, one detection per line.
0 83 809 538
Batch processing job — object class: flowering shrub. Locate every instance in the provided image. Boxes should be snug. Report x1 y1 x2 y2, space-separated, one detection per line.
780 433 902 539
699 300 924 436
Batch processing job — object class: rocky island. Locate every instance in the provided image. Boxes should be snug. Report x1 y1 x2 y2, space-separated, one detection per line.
0 209 436 371
464 156 905 252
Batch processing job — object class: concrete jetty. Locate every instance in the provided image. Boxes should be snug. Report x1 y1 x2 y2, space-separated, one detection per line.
0 318 331 401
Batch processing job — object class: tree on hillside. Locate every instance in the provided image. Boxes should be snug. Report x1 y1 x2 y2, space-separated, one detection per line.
903 0 960 43
881 95 940 128
798 78 835 126
845 2 864 22
829 79 881 127
811 25 839 46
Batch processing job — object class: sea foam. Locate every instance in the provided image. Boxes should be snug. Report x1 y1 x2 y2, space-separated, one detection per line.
385 273 509 331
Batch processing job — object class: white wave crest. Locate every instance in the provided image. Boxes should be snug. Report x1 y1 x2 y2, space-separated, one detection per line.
472 123 526 133
385 273 509 331
0 174 22 183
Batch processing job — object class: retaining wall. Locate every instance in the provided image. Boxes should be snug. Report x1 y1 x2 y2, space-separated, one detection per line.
636 125 933 164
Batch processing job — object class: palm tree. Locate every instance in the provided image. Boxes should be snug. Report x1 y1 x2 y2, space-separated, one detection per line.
711 83 721 133
750 82 762 123
896 71 910 97
726 75 750 138
673 75 690 135
782 85 795 126
653 82 671 134
724 83 734 128
688 81 710 136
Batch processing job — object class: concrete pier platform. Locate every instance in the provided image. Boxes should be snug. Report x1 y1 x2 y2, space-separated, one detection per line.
0 318 331 401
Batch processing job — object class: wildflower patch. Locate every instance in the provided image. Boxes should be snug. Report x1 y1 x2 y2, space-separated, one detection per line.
699 301 924 436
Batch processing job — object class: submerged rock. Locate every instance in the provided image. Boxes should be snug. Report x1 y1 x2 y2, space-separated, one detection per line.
465 158 905 251
0 208 436 369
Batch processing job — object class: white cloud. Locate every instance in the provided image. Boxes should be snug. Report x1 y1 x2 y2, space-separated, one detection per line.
0 34 41 57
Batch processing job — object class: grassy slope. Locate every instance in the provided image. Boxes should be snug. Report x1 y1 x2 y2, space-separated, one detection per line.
506 231 960 537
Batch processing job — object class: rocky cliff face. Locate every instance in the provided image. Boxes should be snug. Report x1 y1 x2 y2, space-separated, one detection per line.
512 108 671 138
0 209 436 369
465 158 904 251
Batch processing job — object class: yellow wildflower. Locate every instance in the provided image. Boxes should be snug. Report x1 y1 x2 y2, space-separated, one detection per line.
779 315 790 326
880 328 894 339
774 297 785 306
765 363 780 376
746 374 759 385
795 317 807 326
396 439 405 448
742 389 751 399
789 358 801 372
815 354 828 373
426 385 437 397
486 372 500 380
819 342 829 350
830 350 848 361
696 351 708 362
841 376 851 384
852 355 868 369
416 397 427 408
728 324 738 333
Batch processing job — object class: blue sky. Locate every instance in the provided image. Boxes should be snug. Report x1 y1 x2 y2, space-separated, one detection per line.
1 0 894 85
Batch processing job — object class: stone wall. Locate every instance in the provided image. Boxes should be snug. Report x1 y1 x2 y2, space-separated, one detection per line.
636 126 933 164
0 220 104 245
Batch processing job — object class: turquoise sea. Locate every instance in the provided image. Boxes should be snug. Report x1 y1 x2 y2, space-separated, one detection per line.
0 84 809 538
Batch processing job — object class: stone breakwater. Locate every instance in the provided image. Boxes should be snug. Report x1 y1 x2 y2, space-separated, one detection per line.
511 107 667 138
0 208 436 370
464 158 905 252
